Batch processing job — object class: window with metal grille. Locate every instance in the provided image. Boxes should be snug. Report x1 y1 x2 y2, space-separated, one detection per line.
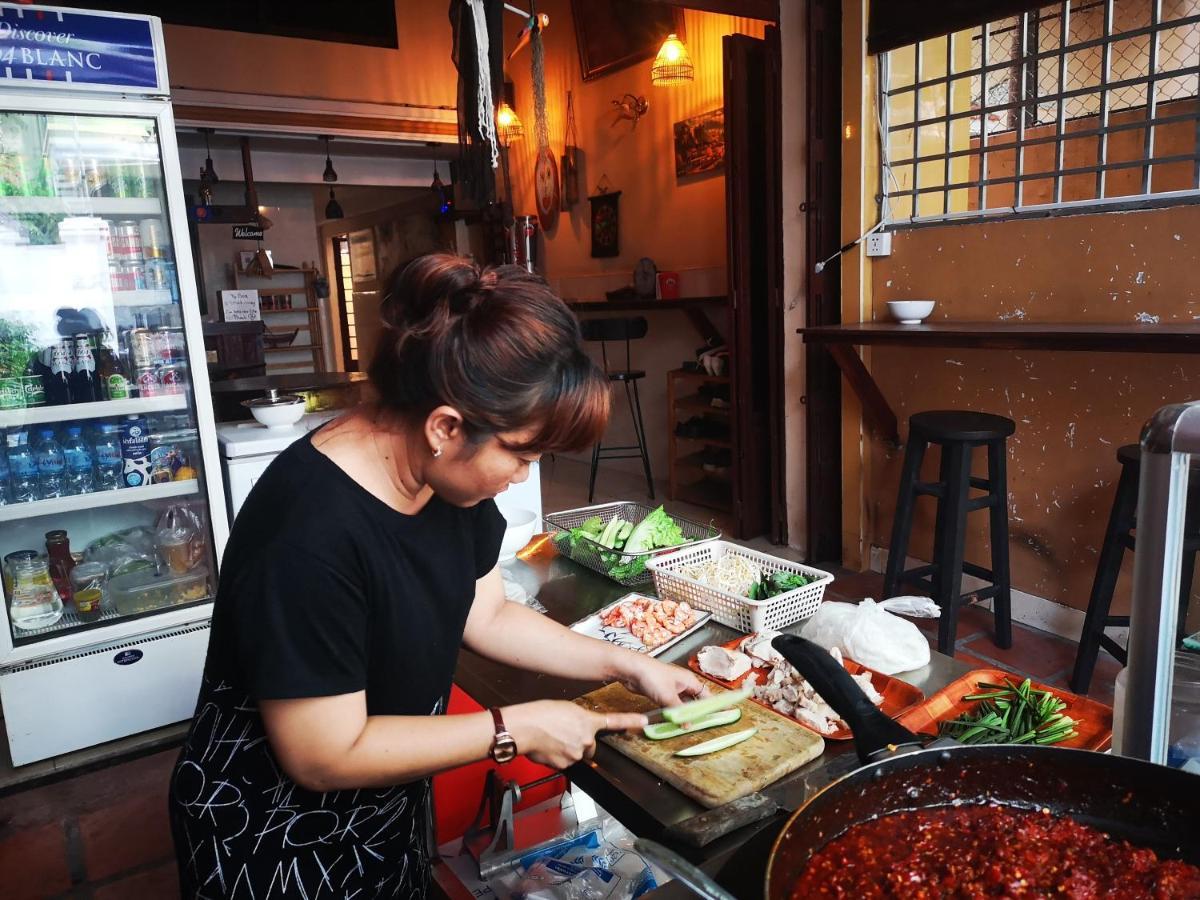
881 0 1200 224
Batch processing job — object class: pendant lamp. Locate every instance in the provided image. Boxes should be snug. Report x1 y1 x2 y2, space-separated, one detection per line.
651 33 694 85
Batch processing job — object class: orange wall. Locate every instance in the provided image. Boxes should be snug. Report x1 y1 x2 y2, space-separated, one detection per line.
871 207 1200 622
160 3 456 107
502 3 765 295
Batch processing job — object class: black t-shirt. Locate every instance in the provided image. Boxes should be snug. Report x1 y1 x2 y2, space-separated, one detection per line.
169 431 506 900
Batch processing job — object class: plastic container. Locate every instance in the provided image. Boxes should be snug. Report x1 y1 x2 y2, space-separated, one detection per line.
109 565 209 616
70 561 108 622
1114 654 1200 771
647 541 834 632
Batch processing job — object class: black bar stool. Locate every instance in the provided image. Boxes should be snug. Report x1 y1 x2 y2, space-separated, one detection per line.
1069 444 1200 694
883 410 1016 655
580 316 654 502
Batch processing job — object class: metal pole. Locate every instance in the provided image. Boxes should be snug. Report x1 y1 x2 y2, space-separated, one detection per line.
1124 400 1200 762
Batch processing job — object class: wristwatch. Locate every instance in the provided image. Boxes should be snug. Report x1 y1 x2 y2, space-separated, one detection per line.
489 707 518 764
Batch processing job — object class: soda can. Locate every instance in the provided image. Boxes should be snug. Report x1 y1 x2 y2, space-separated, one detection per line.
143 257 170 291
83 158 106 197
134 366 160 398
164 327 186 360
129 329 156 369
151 329 172 362
109 262 135 293
159 364 185 395
139 219 165 259
110 221 143 261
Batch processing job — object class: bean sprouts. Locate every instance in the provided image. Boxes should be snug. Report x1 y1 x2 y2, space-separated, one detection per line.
684 553 761 597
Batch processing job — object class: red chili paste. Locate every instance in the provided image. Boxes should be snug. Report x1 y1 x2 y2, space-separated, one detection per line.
791 804 1200 899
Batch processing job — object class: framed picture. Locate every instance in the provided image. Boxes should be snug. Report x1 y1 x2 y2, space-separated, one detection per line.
570 0 682 81
674 108 726 178
589 191 621 258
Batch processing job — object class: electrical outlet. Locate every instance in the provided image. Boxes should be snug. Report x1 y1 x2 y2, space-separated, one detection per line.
865 231 893 257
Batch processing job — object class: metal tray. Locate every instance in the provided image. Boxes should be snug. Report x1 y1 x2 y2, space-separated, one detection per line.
542 501 720 587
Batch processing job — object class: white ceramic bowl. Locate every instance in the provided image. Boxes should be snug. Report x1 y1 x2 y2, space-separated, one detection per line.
244 398 306 429
887 300 936 324
498 508 539 561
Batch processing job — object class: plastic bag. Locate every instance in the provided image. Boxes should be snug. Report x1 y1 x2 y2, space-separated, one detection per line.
489 813 659 900
155 504 208 572
799 596 941 674
84 526 158 579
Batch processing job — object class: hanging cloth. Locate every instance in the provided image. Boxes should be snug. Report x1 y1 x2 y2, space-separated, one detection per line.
449 0 503 206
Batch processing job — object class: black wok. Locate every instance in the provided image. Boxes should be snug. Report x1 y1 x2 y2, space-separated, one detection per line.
760 635 1200 899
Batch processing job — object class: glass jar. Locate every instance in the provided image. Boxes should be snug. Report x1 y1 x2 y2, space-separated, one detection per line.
8 556 63 630
70 561 107 623
3 549 39 601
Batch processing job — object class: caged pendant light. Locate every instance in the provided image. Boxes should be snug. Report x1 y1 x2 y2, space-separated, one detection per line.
651 33 694 86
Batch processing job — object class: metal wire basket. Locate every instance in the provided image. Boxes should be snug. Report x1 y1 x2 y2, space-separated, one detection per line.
542 501 720 587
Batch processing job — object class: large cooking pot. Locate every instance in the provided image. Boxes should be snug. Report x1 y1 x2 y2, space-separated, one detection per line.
638 636 1200 899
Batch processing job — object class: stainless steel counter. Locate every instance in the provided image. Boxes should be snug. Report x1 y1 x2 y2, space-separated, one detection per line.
452 545 973 884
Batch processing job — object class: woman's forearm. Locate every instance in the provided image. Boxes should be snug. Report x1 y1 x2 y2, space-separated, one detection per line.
467 600 639 684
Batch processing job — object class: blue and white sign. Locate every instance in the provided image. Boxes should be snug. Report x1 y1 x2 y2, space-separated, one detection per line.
0 4 166 94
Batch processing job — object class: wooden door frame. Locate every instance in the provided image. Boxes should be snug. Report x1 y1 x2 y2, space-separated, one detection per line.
805 0 844 563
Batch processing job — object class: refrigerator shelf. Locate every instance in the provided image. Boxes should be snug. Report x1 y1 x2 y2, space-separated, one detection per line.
111 289 176 307
0 394 188 429
0 479 199 524
0 196 163 216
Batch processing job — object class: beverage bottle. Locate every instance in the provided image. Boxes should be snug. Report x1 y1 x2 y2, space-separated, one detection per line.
44 529 75 607
6 430 38 503
120 415 151 487
35 428 65 499
63 426 94 495
70 334 98 404
0 428 8 505
93 423 123 491
95 335 131 400
43 339 73 405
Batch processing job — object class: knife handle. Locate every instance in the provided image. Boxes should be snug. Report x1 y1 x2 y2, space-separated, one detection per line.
771 634 921 763
663 792 780 848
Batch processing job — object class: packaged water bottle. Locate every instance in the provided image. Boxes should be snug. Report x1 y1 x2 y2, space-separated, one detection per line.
0 428 8 505
93 422 123 491
7 430 38 503
63 425 94 495
35 428 65 499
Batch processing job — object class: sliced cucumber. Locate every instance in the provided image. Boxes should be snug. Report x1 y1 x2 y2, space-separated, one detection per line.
674 726 758 757
661 685 753 725
643 708 742 741
617 521 634 542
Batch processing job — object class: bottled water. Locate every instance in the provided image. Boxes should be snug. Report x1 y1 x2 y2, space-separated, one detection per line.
93 422 123 491
35 428 65 500
7 430 38 503
0 429 7 505
63 425 94 495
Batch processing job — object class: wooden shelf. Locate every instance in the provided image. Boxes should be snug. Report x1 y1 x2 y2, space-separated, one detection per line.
669 368 729 384
674 395 730 416
674 435 732 449
264 343 322 353
677 477 732 512
675 451 733 476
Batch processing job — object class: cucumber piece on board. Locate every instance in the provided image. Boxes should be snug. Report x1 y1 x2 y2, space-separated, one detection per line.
674 726 758 757
642 708 742 741
661 686 753 725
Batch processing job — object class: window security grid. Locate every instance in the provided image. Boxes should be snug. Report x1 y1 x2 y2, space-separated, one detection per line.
881 0 1200 225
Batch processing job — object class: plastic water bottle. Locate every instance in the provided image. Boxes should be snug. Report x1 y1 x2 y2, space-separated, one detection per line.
7 430 38 503
93 422 123 491
0 429 8 505
35 428 65 499
63 425 94 495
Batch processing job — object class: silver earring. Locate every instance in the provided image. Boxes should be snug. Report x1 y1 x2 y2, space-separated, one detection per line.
432 446 443 458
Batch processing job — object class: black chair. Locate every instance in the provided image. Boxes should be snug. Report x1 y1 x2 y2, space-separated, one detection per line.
883 410 1015 655
1069 444 1200 694
580 316 654 502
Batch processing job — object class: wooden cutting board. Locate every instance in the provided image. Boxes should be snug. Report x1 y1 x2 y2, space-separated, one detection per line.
575 682 825 809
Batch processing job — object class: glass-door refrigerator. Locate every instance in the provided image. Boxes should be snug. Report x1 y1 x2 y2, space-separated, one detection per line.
0 5 228 765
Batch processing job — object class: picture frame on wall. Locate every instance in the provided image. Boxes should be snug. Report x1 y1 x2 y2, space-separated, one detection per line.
570 0 683 81
589 191 621 258
674 108 726 178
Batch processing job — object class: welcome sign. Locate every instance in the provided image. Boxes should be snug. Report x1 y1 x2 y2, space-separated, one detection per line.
0 3 165 94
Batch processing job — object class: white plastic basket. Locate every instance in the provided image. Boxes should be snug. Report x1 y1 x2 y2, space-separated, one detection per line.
646 541 834 632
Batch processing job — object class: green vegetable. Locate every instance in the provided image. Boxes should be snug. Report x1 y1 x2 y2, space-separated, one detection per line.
623 506 686 555
607 556 648 581
662 685 753 725
674 726 757 757
554 515 605 551
747 569 813 602
643 708 742 741
938 678 1078 746
598 517 625 549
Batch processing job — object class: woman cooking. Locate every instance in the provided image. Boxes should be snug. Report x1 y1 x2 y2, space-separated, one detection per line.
168 254 704 899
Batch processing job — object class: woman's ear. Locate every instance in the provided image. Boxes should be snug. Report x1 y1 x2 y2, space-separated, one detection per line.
425 406 465 454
